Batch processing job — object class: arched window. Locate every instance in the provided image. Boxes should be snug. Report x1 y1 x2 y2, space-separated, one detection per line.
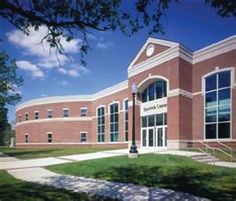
204 70 231 139
141 80 167 103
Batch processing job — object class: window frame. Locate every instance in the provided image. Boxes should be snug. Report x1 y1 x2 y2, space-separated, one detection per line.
47 109 53 118
123 98 129 142
97 105 105 143
47 132 53 143
109 101 120 142
80 107 88 117
63 108 69 117
80 132 87 143
24 113 29 121
203 68 234 141
34 111 39 120
25 133 28 143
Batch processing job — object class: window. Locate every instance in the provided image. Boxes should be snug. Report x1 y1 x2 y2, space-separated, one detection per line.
124 99 129 141
47 133 52 143
80 107 87 117
142 113 167 128
18 115 22 123
204 70 231 139
25 113 28 121
110 103 119 142
47 110 53 118
34 111 39 120
25 134 28 143
141 80 167 103
63 108 69 117
97 107 105 142
80 132 87 142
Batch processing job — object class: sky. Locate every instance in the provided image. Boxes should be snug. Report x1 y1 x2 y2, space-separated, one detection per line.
1 1 236 123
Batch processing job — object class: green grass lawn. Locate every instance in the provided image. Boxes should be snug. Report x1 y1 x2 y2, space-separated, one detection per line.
47 154 236 201
0 146 120 159
0 170 112 201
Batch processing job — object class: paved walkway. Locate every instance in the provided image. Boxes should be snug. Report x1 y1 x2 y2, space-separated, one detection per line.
8 167 208 201
1 149 235 200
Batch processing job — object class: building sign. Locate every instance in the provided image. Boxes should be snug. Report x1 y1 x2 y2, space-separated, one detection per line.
141 98 167 116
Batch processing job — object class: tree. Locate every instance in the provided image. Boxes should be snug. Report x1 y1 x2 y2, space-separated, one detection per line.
0 0 235 65
0 50 23 145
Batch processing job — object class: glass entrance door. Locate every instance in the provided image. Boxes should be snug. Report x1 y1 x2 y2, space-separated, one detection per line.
142 126 167 148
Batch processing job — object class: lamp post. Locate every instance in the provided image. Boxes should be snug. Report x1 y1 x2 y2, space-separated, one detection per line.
129 82 138 158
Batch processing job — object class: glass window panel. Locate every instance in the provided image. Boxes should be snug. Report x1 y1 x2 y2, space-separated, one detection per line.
148 83 155 101
142 130 147 147
218 88 230 106
142 89 147 103
142 117 147 127
156 114 163 126
164 113 167 125
205 107 217 123
125 100 129 110
205 74 217 91
148 115 155 127
149 129 154 147
205 124 216 139
125 112 128 120
218 123 230 138
101 126 105 133
111 124 114 132
205 91 217 107
219 71 230 88
125 122 128 131
115 123 118 132
114 104 118 112
218 105 230 122
115 114 118 122
156 81 163 99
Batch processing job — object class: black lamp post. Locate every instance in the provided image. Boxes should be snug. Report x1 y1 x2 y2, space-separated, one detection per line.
129 82 138 158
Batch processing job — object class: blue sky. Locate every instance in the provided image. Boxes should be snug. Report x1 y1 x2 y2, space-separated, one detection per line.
1 1 236 123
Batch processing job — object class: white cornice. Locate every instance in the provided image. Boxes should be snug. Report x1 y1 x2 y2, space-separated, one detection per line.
128 35 236 78
128 37 179 69
168 88 193 99
16 80 128 112
193 35 236 64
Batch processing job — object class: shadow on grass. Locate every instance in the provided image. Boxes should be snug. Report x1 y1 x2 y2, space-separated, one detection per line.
0 180 114 201
93 165 235 201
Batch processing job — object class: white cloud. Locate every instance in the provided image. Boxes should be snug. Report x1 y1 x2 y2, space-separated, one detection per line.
7 26 81 68
96 42 114 50
61 80 68 86
16 60 44 79
58 66 90 78
58 68 68 75
68 69 79 77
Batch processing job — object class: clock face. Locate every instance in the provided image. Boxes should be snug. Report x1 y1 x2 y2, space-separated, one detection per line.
146 44 155 57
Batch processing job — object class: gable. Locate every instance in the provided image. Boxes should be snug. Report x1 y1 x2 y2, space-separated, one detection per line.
128 37 179 69
133 43 170 66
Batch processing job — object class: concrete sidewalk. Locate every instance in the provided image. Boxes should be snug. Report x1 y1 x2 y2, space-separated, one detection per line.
0 148 163 170
8 167 208 201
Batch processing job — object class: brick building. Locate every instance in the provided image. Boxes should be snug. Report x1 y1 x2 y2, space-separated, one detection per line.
15 35 236 149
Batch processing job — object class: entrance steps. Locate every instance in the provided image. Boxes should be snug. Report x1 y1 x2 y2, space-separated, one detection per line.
191 153 219 164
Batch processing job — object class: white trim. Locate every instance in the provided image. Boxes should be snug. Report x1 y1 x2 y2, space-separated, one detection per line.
168 88 193 99
63 108 69 110
15 117 93 126
80 131 88 143
16 80 128 112
203 68 233 141
123 98 129 142
193 35 236 64
108 101 120 142
80 107 88 117
128 35 236 78
128 37 179 69
137 75 170 93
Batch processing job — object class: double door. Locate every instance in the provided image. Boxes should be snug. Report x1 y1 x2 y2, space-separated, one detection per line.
142 126 167 148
